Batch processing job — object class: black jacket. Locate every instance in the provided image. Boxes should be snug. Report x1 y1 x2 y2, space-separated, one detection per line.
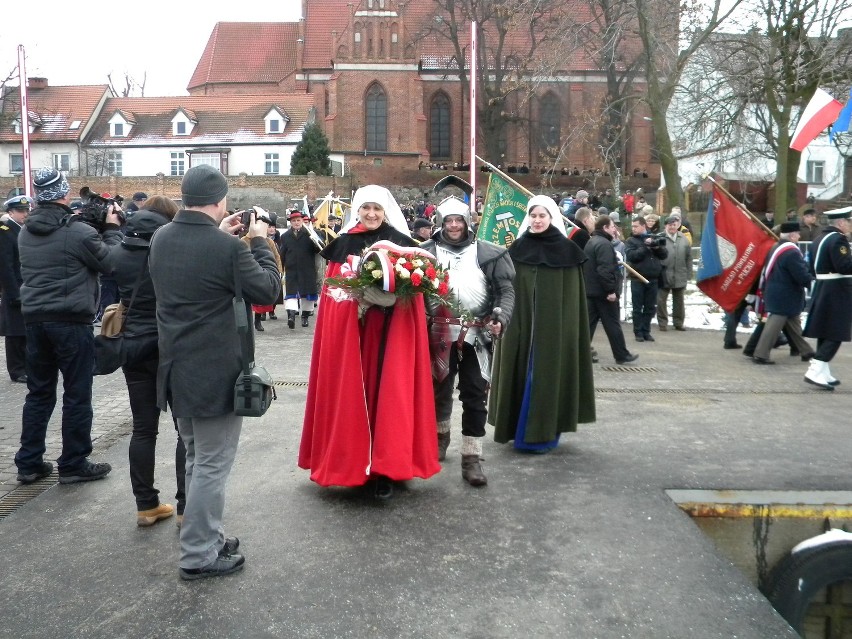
19 202 122 323
0 218 25 336
583 230 621 297
625 233 667 280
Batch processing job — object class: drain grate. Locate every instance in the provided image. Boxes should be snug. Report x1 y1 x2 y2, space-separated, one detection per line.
274 380 309 388
599 365 659 373
0 475 57 521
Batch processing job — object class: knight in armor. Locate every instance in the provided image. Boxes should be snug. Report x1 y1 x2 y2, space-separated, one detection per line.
420 196 515 487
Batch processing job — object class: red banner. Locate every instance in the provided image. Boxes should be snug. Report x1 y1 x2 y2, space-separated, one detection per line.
696 186 776 313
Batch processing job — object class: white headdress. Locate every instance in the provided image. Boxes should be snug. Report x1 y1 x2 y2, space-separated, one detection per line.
342 185 410 235
517 194 569 237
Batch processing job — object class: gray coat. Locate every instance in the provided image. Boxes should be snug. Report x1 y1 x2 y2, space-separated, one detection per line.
149 210 281 418
660 231 693 289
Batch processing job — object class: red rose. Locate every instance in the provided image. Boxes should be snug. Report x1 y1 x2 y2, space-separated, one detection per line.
411 273 422 286
425 266 436 279
443 271 450 282
404 261 414 271
438 281 449 296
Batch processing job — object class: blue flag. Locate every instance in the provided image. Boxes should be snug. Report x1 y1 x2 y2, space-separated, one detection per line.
830 88 852 141
696 195 722 282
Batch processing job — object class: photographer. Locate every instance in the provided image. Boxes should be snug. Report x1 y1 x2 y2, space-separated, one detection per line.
625 215 667 342
15 167 123 485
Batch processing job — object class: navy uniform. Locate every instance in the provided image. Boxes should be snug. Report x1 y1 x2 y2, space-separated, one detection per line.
0 195 31 382
803 207 852 390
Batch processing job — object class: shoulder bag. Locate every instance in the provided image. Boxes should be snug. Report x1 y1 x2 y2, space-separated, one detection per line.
232 247 277 417
94 254 147 376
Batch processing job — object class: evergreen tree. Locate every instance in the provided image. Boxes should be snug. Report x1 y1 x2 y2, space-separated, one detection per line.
290 124 332 175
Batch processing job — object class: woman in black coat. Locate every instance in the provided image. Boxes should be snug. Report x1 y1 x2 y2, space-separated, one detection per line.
110 196 185 527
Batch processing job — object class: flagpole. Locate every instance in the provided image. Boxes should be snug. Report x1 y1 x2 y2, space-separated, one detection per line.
18 45 32 199
703 174 778 240
469 22 477 214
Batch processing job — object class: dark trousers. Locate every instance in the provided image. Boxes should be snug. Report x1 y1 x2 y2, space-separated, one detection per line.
433 341 488 438
124 356 186 512
630 280 658 337
587 296 631 361
16 322 95 474
724 299 750 347
815 339 842 362
5 335 26 380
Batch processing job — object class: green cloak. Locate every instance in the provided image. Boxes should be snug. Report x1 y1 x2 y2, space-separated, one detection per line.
489 262 596 444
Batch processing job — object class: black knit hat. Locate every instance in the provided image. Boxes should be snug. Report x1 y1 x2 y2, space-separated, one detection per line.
779 221 800 233
181 165 228 206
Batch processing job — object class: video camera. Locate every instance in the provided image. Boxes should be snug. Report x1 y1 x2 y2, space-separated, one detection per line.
78 187 125 231
647 233 667 248
239 207 278 228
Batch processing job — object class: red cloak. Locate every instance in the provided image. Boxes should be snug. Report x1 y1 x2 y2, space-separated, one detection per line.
298 261 440 487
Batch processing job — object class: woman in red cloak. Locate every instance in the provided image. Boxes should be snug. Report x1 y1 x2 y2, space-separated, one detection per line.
298 185 440 499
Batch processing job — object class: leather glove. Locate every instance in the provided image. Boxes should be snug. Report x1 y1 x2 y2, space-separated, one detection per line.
361 286 397 307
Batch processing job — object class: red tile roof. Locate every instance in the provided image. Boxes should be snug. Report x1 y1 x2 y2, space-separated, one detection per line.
0 84 111 143
188 22 300 91
85 95 316 147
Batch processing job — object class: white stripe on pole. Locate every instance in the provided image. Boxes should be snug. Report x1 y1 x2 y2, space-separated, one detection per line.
18 45 32 199
469 21 477 211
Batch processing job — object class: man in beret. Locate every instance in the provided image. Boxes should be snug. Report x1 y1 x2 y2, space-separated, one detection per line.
657 214 693 332
0 196 32 383
798 208 821 242
279 209 322 329
125 192 148 216
803 207 852 389
15 168 122 485
149 164 280 580
411 218 433 241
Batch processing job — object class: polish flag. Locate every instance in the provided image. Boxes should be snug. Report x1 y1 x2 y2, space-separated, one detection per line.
790 88 843 151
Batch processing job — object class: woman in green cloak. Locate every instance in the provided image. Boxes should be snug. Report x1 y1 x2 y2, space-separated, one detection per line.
488 195 596 452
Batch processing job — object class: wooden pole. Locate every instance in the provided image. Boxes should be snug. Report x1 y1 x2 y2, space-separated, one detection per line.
703 174 778 241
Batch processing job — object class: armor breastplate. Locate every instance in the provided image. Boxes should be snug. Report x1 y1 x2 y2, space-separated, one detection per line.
436 243 490 318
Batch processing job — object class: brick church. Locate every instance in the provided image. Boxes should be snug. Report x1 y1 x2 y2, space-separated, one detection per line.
186 0 657 181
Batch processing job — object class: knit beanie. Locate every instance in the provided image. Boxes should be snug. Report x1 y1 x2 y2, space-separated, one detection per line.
33 167 70 202
181 165 228 207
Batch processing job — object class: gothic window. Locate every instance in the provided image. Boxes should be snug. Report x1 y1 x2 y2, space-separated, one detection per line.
539 92 561 154
430 93 451 160
366 83 387 152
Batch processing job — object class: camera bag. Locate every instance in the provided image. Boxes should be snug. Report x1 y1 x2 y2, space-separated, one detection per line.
232 247 276 417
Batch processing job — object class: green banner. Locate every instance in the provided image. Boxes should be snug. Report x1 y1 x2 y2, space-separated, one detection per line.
476 172 528 247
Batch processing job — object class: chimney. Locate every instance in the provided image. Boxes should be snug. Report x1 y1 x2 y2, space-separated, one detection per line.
28 77 48 90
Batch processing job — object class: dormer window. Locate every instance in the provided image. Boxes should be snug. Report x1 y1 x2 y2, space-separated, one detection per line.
171 110 195 136
11 118 36 134
264 108 288 134
109 112 131 137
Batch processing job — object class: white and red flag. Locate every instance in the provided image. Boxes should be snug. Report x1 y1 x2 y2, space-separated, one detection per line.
790 88 844 151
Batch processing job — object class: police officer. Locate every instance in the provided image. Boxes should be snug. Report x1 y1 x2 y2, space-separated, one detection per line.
0 195 31 382
803 207 852 389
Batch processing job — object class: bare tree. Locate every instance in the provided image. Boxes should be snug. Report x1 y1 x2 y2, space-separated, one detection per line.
633 0 747 208
414 0 577 163
108 71 147 97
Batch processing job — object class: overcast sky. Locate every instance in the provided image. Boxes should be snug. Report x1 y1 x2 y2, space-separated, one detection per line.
2 0 303 96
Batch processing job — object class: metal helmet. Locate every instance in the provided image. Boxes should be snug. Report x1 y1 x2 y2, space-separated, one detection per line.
435 196 471 228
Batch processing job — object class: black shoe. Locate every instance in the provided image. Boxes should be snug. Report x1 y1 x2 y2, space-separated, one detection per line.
801 353 815 362
658 325 668 332
616 353 639 365
287 311 296 329
301 313 310 327
635 335 645 342
724 343 742 350
752 356 775 365
12 374 27 383
58 461 111 484
373 476 393 501
268 312 277 320
218 537 240 556
17 461 53 484
643 334 655 342
674 326 686 331
179 553 245 581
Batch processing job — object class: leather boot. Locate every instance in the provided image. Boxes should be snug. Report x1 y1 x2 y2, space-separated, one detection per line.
301 311 310 327
259 312 267 320
254 314 264 332
287 310 296 329
461 455 487 487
